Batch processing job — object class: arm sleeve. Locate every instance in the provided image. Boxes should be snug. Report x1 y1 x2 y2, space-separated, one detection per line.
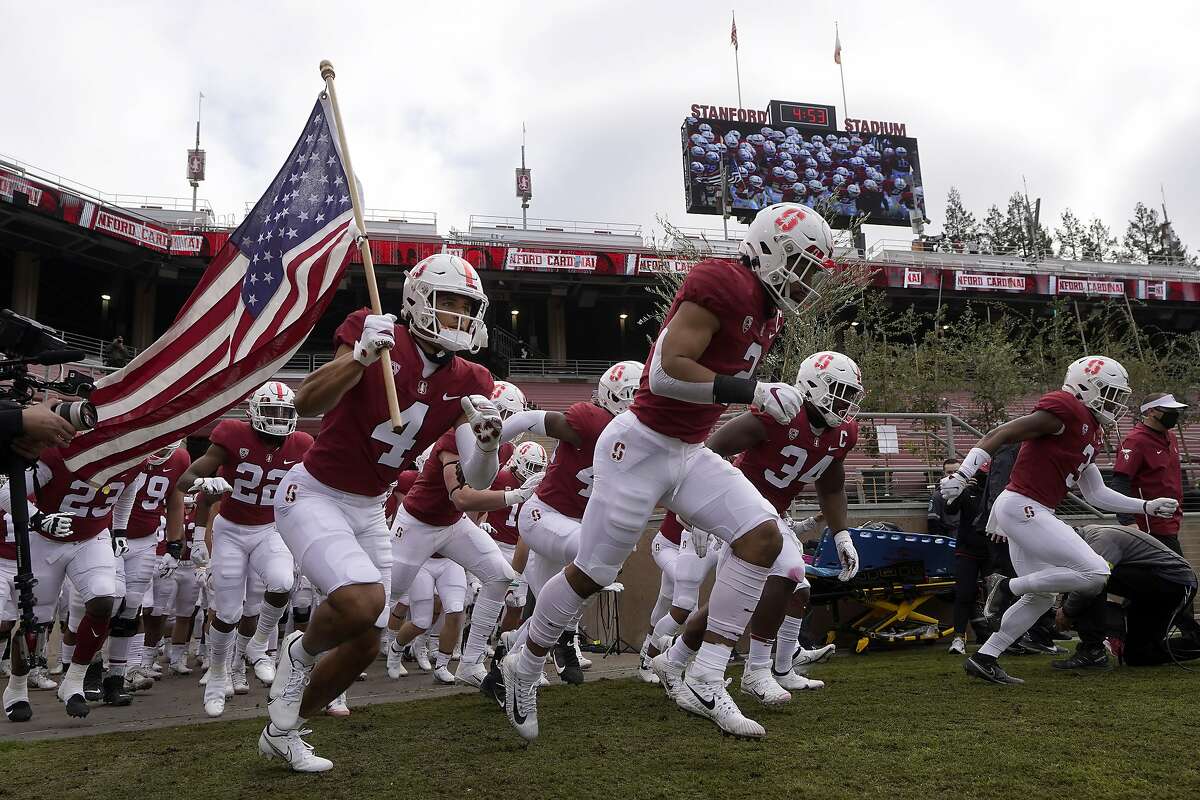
1108 472 1137 525
455 423 499 490
500 410 548 443
1076 463 1146 515
647 331 717 404
112 472 146 531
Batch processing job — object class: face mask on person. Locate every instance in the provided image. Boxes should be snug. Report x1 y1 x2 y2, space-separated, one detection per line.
1156 409 1181 430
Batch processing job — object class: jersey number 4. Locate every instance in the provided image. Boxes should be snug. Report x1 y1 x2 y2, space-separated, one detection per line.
372 403 430 468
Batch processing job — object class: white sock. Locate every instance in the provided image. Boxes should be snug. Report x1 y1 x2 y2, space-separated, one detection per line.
141 641 159 667
60 642 75 667
253 602 286 651
169 643 186 665
207 625 235 677
107 634 133 677
515 643 545 680
62 662 88 694
979 593 1055 659
463 583 507 664
706 554 770 642
435 649 451 669
689 641 733 683
775 615 803 673
666 636 698 669
651 614 684 648
292 632 319 665
524 571 585 658
6 673 27 697
748 637 774 671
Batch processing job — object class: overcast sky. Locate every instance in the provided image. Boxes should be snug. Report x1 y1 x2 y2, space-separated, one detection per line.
4 1 1198 253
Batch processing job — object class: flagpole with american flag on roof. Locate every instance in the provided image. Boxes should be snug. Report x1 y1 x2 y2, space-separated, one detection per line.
731 11 742 109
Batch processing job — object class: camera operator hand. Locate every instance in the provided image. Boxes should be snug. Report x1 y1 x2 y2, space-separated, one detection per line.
11 405 75 459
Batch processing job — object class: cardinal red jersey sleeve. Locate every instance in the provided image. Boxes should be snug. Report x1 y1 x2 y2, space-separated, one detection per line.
208 420 241 454
333 307 371 350
675 261 736 321
749 406 788 440
1032 391 1081 431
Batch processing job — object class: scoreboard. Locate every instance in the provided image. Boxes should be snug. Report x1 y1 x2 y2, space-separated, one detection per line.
768 101 837 133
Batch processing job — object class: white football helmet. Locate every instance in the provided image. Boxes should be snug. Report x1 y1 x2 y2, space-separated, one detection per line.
401 254 489 354
490 381 528 419
148 439 183 466
1063 356 1131 427
596 360 644 416
509 441 548 482
738 203 835 313
183 492 197 510
414 445 433 473
795 351 864 427
248 381 298 437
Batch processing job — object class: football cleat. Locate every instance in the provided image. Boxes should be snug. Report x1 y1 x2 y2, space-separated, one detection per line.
258 724 333 773
675 675 766 739
500 651 539 741
739 668 792 706
29 667 58 691
102 675 132 706
124 665 155 691
983 576 1015 627
948 636 966 655
1051 644 1110 671
269 631 315 731
650 653 685 701
480 659 505 707
772 668 825 691
325 693 350 717
3 684 31 722
250 655 276 686
412 637 433 672
433 665 456 685
56 677 89 718
230 658 250 695
82 662 103 702
791 643 836 675
203 673 227 717
551 631 584 685
636 646 660 685
454 660 487 688
170 659 193 676
573 634 592 671
386 643 408 679
963 654 1025 685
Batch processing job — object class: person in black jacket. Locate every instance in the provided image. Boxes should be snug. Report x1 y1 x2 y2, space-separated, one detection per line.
947 468 989 654
0 404 76 460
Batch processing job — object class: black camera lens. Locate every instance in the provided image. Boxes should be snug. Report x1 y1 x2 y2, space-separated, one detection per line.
54 401 97 432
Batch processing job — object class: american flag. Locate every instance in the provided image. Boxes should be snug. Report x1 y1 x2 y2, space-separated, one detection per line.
65 96 359 484
730 12 738 50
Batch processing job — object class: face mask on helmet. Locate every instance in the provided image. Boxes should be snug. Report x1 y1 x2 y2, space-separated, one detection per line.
767 247 828 314
1088 382 1131 427
403 255 490 355
509 442 548 482
814 379 863 426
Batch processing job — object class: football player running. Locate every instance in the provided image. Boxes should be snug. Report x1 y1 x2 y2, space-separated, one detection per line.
263 254 502 772
482 440 549 638
945 357 1178 685
499 203 840 741
654 352 862 706
177 382 313 718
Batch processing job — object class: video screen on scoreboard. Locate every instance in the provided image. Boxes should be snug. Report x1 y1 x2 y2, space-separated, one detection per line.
681 117 924 228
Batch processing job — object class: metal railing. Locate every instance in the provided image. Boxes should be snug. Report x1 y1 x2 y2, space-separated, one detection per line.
468 214 643 238
507 359 613 377
279 352 337 373
868 239 1199 280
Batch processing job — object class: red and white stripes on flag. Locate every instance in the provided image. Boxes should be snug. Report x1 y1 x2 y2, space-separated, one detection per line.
834 29 842 64
730 12 738 50
64 94 359 485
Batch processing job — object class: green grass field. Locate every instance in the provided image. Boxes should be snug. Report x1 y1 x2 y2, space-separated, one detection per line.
2 648 1197 800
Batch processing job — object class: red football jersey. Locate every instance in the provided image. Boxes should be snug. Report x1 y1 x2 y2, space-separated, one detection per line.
1114 422 1183 535
385 469 420 522
212 420 314 526
126 448 192 539
485 467 523 546
631 260 783 443
403 434 514 528
158 503 199 557
658 511 684 546
0 511 14 560
29 446 139 542
535 402 614 519
733 407 859 514
303 309 494 497
1007 391 1103 509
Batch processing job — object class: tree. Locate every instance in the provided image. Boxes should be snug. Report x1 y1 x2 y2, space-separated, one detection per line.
1055 208 1085 260
1079 218 1116 262
980 205 1009 253
942 186 979 244
1122 202 1163 263
1004 193 1054 259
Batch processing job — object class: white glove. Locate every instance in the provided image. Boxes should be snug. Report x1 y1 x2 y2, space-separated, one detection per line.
791 516 819 535
190 532 210 567
353 313 396 366
752 381 805 425
691 528 709 558
196 566 214 595
156 552 179 579
33 512 75 539
939 472 967 502
1145 497 1180 519
479 522 498 537
461 395 502 453
111 533 130 558
833 529 859 582
191 477 232 496
504 472 544 506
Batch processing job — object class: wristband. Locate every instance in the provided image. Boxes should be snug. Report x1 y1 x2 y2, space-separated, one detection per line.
165 541 184 559
713 375 757 405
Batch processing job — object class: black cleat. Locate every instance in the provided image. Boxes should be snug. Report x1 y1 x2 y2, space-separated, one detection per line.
83 661 104 702
4 700 31 723
551 632 584 685
963 654 1025 685
982 576 1015 628
1052 645 1110 671
102 675 132 706
63 692 90 718
1020 636 1066 655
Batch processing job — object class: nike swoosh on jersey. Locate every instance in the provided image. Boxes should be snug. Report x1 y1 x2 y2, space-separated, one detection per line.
282 460 297 465
687 682 717 711
443 394 460 401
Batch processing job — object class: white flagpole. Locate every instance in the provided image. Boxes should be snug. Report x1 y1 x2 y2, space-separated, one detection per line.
320 60 403 429
733 11 743 109
836 22 848 121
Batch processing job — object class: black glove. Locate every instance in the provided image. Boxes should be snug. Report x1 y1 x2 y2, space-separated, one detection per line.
31 512 74 539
